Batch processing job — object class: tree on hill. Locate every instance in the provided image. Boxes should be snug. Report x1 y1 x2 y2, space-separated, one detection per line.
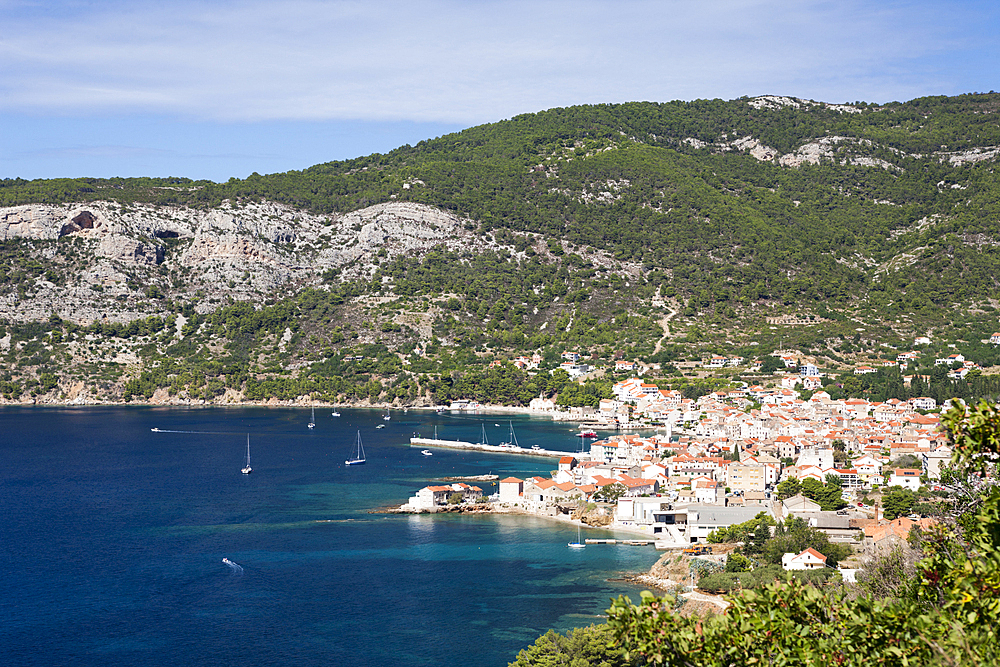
800 477 847 511
761 516 851 567
594 482 627 503
775 477 801 500
881 486 916 520
759 356 783 374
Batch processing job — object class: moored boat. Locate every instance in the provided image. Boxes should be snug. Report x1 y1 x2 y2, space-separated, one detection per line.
345 430 366 466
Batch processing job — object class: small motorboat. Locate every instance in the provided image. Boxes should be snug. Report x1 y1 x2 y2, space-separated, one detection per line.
421 450 433 456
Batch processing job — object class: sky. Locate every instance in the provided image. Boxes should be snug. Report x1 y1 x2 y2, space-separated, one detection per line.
1 0 997 182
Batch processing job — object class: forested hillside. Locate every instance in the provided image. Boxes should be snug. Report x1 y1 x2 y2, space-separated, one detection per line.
2 93 1000 406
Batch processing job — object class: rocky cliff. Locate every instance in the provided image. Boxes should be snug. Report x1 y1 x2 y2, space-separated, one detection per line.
1 200 505 324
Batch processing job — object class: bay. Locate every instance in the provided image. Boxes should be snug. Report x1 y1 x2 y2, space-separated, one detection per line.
0 406 659 666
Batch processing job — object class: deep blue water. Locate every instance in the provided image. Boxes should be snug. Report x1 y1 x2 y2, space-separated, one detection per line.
0 407 658 667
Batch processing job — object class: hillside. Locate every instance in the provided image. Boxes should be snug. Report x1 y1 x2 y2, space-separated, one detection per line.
3 93 1000 405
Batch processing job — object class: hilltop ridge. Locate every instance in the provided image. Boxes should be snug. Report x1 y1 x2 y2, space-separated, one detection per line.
2 93 1000 406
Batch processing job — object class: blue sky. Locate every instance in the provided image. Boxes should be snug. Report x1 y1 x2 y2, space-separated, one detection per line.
1 0 997 182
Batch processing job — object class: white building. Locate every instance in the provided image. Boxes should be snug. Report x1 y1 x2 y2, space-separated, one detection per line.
889 468 922 491
782 548 828 570
498 477 524 503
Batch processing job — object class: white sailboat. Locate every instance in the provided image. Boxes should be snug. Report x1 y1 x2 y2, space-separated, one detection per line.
345 430 366 466
382 409 391 421
479 423 489 446
499 420 519 448
568 524 585 548
308 406 316 429
241 434 253 474
331 410 341 417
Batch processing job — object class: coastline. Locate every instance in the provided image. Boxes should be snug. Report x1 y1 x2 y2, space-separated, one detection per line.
378 500 659 540
1 396 629 433
2 393 586 420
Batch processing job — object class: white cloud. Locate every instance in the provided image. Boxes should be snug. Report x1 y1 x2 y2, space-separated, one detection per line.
0 0 990 124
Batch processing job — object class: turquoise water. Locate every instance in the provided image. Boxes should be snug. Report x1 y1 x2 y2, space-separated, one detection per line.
0 406 658 666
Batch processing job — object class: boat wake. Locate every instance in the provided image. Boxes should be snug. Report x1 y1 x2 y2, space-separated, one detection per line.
222 558 244 574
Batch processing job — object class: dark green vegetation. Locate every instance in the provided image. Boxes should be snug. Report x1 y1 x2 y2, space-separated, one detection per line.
514 402 1000 666
701 511 851 596
4 93 1000 404
8 94 1000 310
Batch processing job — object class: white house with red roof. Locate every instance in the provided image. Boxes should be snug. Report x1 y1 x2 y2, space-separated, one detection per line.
782 548 828 570
802 375 823 391
617 475 659 496
691 476 723 504
781 375 801 389
705 355 727 368
498 477 524 503
889 468 922 491
795 465 827 483
831 468 861 489
613 377 660 403
852 455 883 481
522 477 557 503
935 353 965 366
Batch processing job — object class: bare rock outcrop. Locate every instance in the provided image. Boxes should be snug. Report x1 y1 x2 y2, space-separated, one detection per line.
0 198 518 324
97 234 162 265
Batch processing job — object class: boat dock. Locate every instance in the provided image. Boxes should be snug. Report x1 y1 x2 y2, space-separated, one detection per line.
409 437 587 459
585 538 656 546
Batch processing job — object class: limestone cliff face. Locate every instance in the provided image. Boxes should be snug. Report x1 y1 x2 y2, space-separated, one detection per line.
0 199 506 324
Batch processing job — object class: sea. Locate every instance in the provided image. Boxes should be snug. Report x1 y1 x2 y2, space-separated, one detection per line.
0 406 660 667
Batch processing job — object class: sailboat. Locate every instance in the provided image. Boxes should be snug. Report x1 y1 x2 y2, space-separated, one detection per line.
345 430 366 466
382 409 391 421
331 410 341 417
241 434 252 474
568 524 585 548
479 423 490 446
499 420 520 448
308 406 316 429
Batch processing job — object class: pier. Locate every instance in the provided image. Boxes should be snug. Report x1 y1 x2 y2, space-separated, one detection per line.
584 539 656 546
409 437 588 459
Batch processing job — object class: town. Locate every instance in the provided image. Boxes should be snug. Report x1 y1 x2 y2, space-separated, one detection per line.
401 362 959 575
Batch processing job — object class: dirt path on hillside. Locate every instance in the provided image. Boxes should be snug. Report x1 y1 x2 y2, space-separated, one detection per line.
652 306 678 355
